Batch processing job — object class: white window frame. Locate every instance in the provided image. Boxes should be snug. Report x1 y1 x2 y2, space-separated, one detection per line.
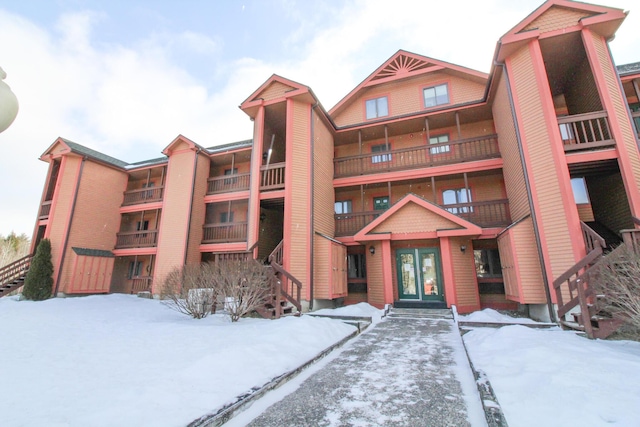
423 84 449 108
371 144 392 164
443 188 472 213
365 96 389 120
429 134 450 154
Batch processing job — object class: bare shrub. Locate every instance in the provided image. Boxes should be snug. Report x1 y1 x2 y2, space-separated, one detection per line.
160 264 219 319
215 259 271 322
591 245 640 332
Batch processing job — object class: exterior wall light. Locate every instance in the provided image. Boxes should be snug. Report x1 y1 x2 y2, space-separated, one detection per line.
0 67 18 134
369 245 375 255
460 245 467 253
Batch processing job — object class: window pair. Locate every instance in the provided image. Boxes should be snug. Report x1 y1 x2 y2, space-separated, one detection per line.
364 84 449 120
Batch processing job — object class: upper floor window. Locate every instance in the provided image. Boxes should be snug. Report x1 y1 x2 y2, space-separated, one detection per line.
371 144 392 163
365 96 389 120
373 196 389 211
424 84 449 108
474 249 502 278
335 200 352 214
571 177 589 204
429 134 450 154
220 212 234 223
443 188 472 213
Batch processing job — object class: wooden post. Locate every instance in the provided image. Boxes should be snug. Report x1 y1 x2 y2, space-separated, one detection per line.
431 176 436 202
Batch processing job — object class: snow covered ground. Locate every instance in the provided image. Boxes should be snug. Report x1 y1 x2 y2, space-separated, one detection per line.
1 297 639 427
462 310 640 427
0 294 355 426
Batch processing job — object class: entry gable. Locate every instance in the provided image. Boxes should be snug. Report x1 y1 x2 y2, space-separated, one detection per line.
354 194 481 241
162 134 205 156
240 74 314 118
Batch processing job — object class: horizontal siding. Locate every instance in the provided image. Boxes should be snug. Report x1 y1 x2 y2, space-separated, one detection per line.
312 236 330 299
512 217 546 303
186 153 210 265
256 81 295 102
366 243 384 306
372 203 459 234
313 115 335 236
450 237 480 309
523 6 590 33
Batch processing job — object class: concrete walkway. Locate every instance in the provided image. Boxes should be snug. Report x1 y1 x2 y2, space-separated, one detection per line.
239 310 486 427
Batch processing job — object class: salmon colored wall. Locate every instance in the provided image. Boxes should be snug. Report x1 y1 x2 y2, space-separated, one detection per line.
365 241 384 306
313 236 332 300
523 6 589 33
313 114 336 236
565 56 602 115
186 153 210 265
68 255 114 293
120 210 160 232
492 73 531 221
508 42 582 283
205 201 248 223
209 160 251 177
372 203 460 234
497 230 520 301
334 73 485 127
110 257 130 293
450 236 481 313
153 147 197 292
287 100 311 300
257 81 296 102
58 159 127 294
125 166 166 191
576 204 595 222
512 217 546 303
248 106 265 248
257 208 283 260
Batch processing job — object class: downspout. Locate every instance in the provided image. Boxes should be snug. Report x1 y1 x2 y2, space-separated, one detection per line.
309 102 319 310
501 63 556 322
54 156 86 296
183 148 201 265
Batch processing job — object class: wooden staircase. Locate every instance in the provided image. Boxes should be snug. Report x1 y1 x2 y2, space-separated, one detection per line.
0 255 32 298
254 240 302 319
553 222 633 339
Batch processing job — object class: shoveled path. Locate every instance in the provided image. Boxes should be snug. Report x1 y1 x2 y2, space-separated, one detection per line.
241 310 485 427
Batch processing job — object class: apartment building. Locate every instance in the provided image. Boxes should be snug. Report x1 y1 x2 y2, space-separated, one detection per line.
24 0 640 321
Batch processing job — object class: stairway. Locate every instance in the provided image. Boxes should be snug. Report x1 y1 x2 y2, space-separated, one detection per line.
0 255 32 298
584 221 622 251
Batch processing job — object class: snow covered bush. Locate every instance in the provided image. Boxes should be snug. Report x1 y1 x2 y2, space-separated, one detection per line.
591 245 640 334
22 239 53 301
215 259 271 322
160 263 219 319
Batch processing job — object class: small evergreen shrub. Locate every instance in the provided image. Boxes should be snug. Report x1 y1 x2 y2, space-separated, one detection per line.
22 239 54 301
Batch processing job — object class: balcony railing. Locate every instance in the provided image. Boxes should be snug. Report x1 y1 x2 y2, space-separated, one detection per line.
207 173 250 194
130 276 152 293
557 111 614 152
115 230 158 248
122 187 164 206
39 200 52 219
202 222 248 243
334 134 500 178
260 162 285 190
632 111 640 137
334 199 511 236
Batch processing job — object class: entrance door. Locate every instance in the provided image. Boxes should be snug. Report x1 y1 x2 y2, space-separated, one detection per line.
396 248 444 301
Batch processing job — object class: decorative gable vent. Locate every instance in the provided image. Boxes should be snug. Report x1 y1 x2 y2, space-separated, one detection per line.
370 54 433 81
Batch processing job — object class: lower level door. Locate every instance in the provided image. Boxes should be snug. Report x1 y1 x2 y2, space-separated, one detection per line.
396 248 444 301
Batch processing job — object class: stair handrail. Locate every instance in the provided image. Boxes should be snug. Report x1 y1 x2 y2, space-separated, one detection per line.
268 240 284 265
270 262 302 315
580 221 606 253
0 255 32 285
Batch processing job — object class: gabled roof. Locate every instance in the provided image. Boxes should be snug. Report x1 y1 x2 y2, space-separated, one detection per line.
329 50 488 118
162 134 207 156
207 139 253 154
239 74 318 118
40 137 129 169
354 194 482 241
618 62 640 77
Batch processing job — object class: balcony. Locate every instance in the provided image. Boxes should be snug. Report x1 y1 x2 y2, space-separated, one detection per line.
632 111 640 138
122 187 164 206
334 199 511 236
202 222 248 243
207 173 250 194
557 111 615 152
39 200 52 219
261 162 285 190
334 134 499 178
115 230 158 249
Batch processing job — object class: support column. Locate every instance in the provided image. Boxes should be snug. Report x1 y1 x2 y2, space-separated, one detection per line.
440 237 457 308
381 239 394 305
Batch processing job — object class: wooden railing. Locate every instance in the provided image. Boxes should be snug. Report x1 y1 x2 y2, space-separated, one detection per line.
0 255 32 296
621 228 640 251
557 111 614 152
334 199 511 236
270 262 302 318
115 230 158 248
632 111 640 137
122 187 164 206
268 240 284 265
130 276 152 293
202 222 248 243
207 173 250 194
581 221 606 253
261 162 285 190
334 134 499 178
39 200 52 219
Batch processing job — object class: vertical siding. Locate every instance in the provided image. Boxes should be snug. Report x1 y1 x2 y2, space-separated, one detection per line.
312 236 330 299
450 236 480 311
185 153 210 264
154 147 196 288
288 100 311 300
497 230 519 301
59 161 127 293
510 44 577 280
493 73 530 220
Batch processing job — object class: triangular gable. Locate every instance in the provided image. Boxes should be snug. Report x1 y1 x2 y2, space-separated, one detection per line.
240 74 310 108
40 137 72 160
162 134 205 156
354 194 481 241
329 50 488 117
502 0 626 40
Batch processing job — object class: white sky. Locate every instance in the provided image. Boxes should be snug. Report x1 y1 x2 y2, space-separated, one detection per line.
0 0 638 237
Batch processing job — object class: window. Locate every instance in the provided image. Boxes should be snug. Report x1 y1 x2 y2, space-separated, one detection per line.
371 144 392 163
631 103 640 135
223 168 238 185
571 177 589 204
365 96 388 120
558 123 575 143
335 200 352 215
474 249 502 278
142 182 155 199
423 84 449 108
443 188 472 213
220 212 234 223
373 196 389 211
347 254 366 279
128 261 143 279
429 134 450 154
136 220 149 231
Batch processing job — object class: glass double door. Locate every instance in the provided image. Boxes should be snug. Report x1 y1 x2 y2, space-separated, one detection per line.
396 248 443 301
